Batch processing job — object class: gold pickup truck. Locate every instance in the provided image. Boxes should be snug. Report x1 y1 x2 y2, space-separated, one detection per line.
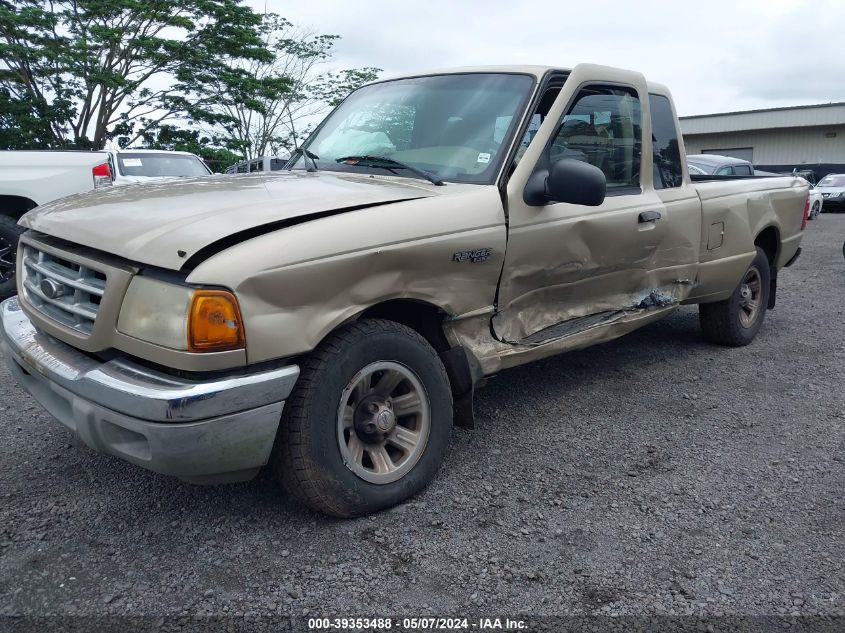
1 64 808 517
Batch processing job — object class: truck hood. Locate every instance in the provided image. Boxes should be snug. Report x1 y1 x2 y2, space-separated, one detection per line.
21 171 441 270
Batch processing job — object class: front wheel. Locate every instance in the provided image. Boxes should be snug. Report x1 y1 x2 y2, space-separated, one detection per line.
274 319 453 517
810 202 820 220
0 215 24 299
699 247 771 347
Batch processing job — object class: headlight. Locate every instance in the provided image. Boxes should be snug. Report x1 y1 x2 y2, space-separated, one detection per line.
117 277 245 352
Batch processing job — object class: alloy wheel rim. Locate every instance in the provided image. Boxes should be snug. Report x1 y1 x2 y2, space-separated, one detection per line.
0 236 15 283
738 267 762 328
336 361 431 484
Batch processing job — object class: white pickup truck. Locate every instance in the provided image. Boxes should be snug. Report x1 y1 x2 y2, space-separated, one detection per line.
0 151 113 298
0 149 211 298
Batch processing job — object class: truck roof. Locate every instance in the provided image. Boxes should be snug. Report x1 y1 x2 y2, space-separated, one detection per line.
372 64 671 95
378 65 566 82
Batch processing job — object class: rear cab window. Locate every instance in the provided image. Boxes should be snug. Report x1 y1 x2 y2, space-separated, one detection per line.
648 93 683 189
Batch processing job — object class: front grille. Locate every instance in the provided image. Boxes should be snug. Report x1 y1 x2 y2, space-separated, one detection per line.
20 244 107 335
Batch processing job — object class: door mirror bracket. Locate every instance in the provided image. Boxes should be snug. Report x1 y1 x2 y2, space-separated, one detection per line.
523 159 607 207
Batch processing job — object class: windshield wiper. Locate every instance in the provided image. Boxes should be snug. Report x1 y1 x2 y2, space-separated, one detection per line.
289 147 319 172
335 155 444 186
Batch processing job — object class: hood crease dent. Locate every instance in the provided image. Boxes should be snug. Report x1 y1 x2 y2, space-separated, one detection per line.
182 198 421 270
20 171 439 271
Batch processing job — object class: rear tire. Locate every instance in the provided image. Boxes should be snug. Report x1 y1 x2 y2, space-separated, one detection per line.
0 215 24 300
699 247 771 347
274 318 453 517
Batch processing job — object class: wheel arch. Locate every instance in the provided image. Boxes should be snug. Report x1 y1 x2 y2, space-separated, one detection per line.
359 299 452 353
754 225 780 309
336 298 478 428
0 195 38 219
754 225 780 267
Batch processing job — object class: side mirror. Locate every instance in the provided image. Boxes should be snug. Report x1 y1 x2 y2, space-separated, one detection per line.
524 158 607 206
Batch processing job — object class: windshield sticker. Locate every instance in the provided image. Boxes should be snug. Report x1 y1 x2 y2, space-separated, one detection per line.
122 158 143 167
476 153 491 164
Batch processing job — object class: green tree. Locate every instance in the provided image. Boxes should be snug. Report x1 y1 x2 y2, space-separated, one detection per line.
203 13 380 159
0 0 271 149
0 86 71 148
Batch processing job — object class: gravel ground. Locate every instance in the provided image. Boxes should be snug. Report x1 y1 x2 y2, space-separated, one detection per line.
0 215 843 625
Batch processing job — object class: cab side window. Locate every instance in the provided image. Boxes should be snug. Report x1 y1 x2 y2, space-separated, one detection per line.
550 86 642 193
649 93 683 189
511 86 561 168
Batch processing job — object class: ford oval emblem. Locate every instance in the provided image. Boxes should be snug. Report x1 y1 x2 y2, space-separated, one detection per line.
40 278 66 299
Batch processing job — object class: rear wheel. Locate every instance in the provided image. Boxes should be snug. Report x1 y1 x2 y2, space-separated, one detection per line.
699 247 771 347
274 319 453 517
0 215 24 299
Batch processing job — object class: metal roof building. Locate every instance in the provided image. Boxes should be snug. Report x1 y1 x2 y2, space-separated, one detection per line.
679 102 845 178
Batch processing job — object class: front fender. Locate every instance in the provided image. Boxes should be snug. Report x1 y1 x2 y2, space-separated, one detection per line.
187 188 507 364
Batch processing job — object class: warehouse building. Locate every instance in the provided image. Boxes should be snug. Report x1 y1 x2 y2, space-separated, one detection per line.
680 102 845 180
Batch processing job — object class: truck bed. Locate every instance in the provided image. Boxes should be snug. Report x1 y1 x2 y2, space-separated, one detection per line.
685 174 807 303
0 150 110 207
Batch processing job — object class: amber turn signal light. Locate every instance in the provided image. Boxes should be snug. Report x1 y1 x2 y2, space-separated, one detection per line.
187 290 245 352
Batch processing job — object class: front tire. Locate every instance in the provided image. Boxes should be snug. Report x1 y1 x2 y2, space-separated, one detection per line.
0 215 24 299
810 202 820 220
699 247 771 347
274 319 453 517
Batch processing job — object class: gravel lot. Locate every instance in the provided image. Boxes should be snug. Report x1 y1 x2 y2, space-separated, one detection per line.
0 216 843 625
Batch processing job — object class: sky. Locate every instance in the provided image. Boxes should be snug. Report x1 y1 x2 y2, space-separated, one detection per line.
248 0 842 117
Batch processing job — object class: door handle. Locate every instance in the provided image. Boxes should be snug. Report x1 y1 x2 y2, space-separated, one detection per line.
638 210 662 223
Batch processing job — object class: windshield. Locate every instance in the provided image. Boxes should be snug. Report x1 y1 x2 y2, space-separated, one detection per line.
818 174 845 187
290 73 535 184
117 153 211 178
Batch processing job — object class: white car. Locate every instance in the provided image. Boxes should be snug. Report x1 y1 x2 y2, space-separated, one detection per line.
802 179 824 220
107 149 212 185
816 174 845 213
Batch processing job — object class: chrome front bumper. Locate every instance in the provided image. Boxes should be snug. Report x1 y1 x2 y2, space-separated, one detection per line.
0 297 299 483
